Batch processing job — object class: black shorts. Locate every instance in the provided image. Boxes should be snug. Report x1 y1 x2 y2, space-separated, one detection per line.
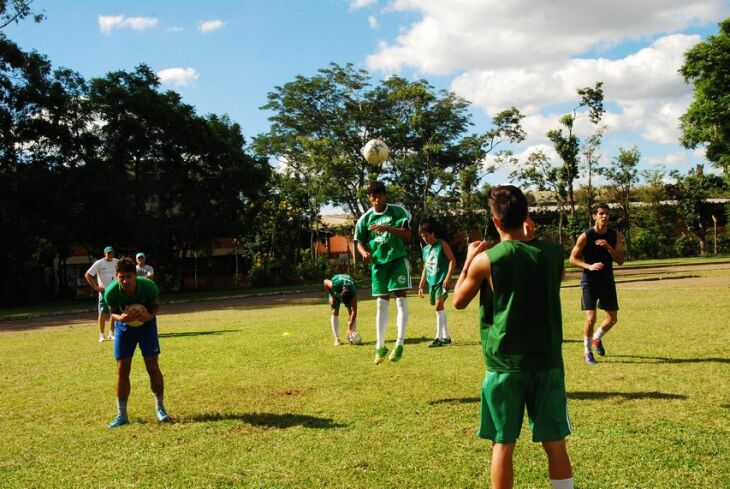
581 282 619 311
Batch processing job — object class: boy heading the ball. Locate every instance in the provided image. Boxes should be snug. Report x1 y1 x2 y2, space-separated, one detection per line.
418 220 456 347
323 273 358 345
103 256 169 428
569 203 625 365
354 181 412 364
453 185 574 489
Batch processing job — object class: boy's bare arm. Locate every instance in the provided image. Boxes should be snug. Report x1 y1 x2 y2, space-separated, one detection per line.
453 241 490 310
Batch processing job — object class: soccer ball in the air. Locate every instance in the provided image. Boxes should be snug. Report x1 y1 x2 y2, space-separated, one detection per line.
348 331 363 345
124 303 147 327
362 139 389 164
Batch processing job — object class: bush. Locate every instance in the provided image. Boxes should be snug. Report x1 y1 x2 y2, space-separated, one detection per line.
673 234 700 257
632 230 661 259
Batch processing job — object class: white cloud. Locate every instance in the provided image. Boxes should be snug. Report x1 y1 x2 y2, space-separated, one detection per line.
157 67 199 87
368 15 379 29
98 15 158 35
198 19 226 33
350 0 378 9
167 26 183 33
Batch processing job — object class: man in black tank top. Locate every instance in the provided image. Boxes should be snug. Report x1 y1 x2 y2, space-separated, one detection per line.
569 203 625 365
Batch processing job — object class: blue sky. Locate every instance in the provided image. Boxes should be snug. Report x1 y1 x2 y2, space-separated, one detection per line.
6 0 730 189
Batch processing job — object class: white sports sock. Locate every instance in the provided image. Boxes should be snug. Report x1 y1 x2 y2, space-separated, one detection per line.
331 315 340 340
593 327 606 340
437 310 449 339
584 336 592 352
153 392 164 410
551 477 574 489
434 311 441 339
395 297 408 346
117 397 128 417
376 297 389 349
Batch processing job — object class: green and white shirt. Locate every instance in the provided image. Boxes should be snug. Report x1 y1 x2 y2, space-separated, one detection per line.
422 239 449 286
330 274 358 300
354 204 411 266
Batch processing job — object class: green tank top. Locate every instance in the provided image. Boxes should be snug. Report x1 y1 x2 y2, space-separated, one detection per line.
422 239 449 286
479 239 564 372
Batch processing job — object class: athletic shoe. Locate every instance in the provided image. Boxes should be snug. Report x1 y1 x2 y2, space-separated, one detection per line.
592 338 605 356
440 337 452 345
99 333 105 343
156 407 170 423
108 333 115 341
584 351 597 365
428 339 442 348
108 415 129 428
374 346 388 365
334 338 341 346
389 345 404 362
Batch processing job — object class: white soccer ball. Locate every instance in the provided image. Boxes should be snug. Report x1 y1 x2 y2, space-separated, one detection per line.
124 303 147 327
349 331 362 345
362 139 389 164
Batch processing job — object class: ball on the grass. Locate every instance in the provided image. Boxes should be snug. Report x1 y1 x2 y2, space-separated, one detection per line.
362 139 389 164
349 331 362 345
124 303 147 327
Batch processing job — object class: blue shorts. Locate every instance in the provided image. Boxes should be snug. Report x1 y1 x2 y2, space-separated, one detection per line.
581 282 619 311
113 317 161 360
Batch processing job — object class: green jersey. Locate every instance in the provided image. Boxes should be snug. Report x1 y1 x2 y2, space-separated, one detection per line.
104 276 160 313
479 239 564 372
354 204 411 266
422 239 450 286
330 274 358 299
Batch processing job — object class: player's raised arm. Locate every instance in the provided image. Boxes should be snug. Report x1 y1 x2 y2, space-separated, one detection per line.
453 240 490 310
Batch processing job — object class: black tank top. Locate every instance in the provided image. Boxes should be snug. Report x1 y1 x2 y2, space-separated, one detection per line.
581 227 617 285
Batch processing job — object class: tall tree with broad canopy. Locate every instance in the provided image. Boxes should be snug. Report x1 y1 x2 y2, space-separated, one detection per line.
600 146 640 258
680 18 730 176
255 62 524 249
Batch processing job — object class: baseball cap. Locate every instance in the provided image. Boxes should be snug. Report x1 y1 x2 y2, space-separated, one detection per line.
136 252 145 259
104 246 114 253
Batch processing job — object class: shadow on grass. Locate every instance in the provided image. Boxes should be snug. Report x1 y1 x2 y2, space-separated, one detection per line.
608 355 730 365
568 391 687 401
158 329 240 338
185 412 346 429
403 336 435 345
428 397 479 405
562 339 583 344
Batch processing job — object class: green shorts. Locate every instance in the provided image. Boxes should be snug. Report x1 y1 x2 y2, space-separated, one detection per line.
329 296 353 311
478 367 572 444
98 294 110 315
428 283 448 306
371 257 411 296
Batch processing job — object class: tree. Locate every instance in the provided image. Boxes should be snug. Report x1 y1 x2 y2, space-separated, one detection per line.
0 0 44 29
580 124 607 227
600 146 640 258
546 82 605 237
679 18 730 175
668 165 713 255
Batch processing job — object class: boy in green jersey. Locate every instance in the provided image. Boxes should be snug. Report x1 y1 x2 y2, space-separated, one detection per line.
417 220 456 347
323 273 358 345
354 181 412 364
453 186 574 489
103 257 169 428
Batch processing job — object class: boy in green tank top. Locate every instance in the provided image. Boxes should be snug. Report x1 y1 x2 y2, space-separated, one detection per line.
453 186 574 489
417 220 456 347
354 181 412 365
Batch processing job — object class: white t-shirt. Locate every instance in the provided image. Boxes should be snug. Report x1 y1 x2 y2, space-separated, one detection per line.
136 264 154 277
86 258 118 288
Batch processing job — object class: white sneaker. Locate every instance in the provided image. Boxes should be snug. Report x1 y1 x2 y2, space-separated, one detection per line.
108 333 115 341
334 338 341 346
99 334 105 343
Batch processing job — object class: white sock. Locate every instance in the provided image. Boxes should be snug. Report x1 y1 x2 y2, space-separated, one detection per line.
331 316 340 340
153 392 164 410
593 327 606 340
395 297 408 346
117 397 128 417
551 477 574 489
434 311 441 339
376 297 389 349
437 310 449 339
584 336 592 352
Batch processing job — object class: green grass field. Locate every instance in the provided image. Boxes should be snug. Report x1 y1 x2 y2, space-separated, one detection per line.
1 272 729 488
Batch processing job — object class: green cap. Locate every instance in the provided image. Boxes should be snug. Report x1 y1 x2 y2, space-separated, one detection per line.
136 252 145 259
104 246 114 253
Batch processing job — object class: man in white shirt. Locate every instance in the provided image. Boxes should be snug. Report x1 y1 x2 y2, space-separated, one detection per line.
136 252 155 280
85 246 119 342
